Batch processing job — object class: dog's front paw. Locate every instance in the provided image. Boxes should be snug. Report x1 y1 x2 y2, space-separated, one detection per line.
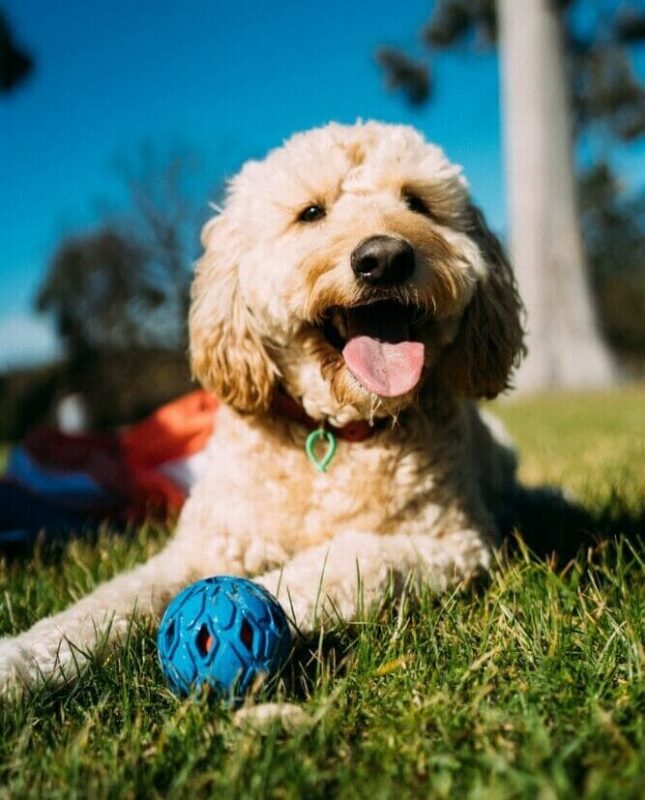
257 558 377 633
0 637 32 695
0 628 81 695
256 571 318 633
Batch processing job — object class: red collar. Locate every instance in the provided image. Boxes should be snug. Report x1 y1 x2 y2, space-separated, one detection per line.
271 390 383 443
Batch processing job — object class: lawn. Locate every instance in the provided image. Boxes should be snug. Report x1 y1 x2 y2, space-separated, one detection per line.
0 388 643 799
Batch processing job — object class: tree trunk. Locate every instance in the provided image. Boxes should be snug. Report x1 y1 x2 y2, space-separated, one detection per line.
497 0 616 391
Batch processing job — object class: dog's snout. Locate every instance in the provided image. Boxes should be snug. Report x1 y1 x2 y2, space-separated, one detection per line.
350 236 415 286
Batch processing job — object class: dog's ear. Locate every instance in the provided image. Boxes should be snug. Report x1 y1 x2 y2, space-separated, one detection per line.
189 213 278 413
438 205 526 399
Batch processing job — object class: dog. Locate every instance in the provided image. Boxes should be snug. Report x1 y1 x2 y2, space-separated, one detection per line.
0 121 524 693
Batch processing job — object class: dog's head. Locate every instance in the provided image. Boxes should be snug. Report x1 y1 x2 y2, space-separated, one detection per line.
190 122 525 425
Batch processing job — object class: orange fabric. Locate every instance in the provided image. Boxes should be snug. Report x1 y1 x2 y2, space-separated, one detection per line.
120 390 219 468
118 390 219 519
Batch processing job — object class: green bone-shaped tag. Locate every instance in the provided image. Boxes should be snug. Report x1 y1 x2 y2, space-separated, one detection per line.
305 428 337 473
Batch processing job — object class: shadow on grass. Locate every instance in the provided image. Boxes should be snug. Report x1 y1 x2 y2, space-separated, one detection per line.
500 483 644 564
268 627 355 704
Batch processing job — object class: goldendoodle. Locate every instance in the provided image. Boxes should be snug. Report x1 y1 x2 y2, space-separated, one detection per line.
0 121 525 692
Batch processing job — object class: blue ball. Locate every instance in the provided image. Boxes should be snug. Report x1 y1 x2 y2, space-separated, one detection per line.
157 576 292 699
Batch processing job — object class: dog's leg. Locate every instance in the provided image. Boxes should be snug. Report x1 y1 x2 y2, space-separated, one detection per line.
0 537 221 694
257 529 491 632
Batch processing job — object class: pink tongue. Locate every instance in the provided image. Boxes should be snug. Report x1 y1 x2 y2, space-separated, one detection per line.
342 337 425 398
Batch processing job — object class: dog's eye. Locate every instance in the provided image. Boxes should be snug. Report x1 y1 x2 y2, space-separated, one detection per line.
403 190 432 217
298 204 326 223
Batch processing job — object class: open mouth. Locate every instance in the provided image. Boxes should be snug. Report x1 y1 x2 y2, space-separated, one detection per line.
321 300 427 398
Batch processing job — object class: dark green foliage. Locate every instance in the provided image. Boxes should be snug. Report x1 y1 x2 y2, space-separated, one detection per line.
580 163 645 360
423 0 496 49
374 48 430 106
615 6 645 44
0 10 33 93
0 363 61 442
568 3 645 142
37 228 160 357
37 148 207 361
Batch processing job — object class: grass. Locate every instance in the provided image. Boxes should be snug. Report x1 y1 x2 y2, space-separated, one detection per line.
1 387 644 799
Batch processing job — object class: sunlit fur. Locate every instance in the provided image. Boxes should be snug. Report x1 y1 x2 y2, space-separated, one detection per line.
0 123 526 694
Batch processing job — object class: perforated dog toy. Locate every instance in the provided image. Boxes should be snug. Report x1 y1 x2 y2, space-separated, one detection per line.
157 576 292 698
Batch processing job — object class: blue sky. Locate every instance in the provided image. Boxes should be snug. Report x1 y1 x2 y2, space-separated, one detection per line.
1 0 643 370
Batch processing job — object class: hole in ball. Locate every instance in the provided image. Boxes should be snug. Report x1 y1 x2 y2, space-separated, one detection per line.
165 620 175 645
240 619 253 651
196 623 214 656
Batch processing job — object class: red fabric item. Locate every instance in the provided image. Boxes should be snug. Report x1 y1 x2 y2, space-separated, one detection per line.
23 390 219 522
24 428 128 503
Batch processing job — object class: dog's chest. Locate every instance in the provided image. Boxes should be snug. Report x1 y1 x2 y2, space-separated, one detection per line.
205 411 449 553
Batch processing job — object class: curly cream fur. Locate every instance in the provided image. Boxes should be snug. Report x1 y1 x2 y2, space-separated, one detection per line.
0 122 525 694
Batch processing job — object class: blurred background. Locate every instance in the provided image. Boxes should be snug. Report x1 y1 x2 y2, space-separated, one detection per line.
1 0 644 440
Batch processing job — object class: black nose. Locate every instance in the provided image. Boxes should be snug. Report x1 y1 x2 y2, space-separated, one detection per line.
351 236 415 286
